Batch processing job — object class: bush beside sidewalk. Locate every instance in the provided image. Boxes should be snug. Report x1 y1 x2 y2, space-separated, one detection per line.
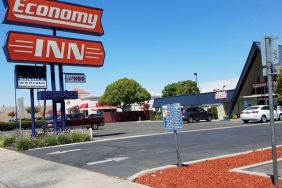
0 130 91 151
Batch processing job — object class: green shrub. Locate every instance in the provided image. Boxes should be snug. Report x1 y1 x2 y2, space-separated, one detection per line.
33 138 46 148
0 136 4 147
154 111 163 120
211 106 218 119
230 114 239 119
0 120 45 131
44 136 58 146
3 135 16 147
16 137 34 151
56 134 72 145
69 132 90 142
0 122 17 131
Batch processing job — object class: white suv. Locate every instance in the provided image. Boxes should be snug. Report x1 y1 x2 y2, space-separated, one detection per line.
240 105 282 123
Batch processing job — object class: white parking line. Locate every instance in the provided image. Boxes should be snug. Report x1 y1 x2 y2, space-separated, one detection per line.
46 149 81 155
87 157 129 165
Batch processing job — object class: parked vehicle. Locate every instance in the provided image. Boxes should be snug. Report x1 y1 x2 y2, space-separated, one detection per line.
43 112 104 130
184 107 213 123
240 105 282 123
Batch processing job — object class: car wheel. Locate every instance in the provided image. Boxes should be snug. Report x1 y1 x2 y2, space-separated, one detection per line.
206 115 212 122
187 116 194 123
279 114 282 121
261 115 267 123
243 120 249 123
91 123 99 130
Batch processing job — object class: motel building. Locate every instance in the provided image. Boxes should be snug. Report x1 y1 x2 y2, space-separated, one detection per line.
153 42 282 120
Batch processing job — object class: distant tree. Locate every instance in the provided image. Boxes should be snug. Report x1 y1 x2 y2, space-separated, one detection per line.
26 106 40 114
275 66 282 101
162 80 200 97
99 78 151 111
8 111 16 118
68 105 80 114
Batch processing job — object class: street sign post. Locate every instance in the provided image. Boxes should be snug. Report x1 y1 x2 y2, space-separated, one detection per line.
17 97 24 131
162 103 183 167
262 36 279 188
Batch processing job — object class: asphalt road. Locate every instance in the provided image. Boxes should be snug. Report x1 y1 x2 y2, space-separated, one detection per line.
24 120 282 179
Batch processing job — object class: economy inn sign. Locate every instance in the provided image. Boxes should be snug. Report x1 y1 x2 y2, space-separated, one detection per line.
2 0 105 67
3 0 104 35
5 31 105 67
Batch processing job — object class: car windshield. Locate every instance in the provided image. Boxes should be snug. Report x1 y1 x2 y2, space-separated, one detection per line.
245 106 260 110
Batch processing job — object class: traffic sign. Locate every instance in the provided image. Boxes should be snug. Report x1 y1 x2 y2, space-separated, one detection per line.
162 103 183 131
261 37 279 66
17 97 24 113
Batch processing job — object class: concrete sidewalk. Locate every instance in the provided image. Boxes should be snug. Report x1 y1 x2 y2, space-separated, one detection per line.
0 148 149 188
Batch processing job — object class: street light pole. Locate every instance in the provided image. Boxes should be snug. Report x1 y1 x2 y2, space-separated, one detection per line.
194 73 200 105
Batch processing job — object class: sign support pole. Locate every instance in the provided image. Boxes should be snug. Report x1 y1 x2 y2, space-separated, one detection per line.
174 130 182 167
30 89 36 138
51 27 58 134
265 37 279 188
59 65 66 131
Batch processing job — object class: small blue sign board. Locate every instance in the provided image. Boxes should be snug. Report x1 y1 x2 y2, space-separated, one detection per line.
37 91 78 100
162 103 183 131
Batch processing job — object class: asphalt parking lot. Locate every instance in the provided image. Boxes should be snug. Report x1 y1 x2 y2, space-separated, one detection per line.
23 120 282 179
92 119 243 141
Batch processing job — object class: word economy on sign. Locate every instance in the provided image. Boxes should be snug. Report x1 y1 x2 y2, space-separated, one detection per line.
3 0 104 35
4 31 105 67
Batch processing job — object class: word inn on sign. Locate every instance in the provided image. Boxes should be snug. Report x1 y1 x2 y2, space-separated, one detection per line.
3 0 104 35
4 32 105 67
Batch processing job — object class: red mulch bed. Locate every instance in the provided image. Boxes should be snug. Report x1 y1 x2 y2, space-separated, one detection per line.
135 147 282 188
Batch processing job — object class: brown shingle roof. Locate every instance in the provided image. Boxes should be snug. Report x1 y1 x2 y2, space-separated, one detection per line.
72 88 90 95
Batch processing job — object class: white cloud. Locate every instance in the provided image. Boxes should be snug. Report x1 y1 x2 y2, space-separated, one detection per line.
200 77 239 93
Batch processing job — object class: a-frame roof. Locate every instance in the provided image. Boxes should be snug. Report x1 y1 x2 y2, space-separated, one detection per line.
229 42 282 115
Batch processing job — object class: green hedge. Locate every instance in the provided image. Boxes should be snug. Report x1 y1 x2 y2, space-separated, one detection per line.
0 120 45 131
2 131 91 151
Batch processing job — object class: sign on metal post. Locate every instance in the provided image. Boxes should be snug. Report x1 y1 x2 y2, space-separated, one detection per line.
15 65 47 89
37 91 78 100
262 36 279 188
3 0 104 36
17 97 24 131
4 32 105 67
162 103 183 167
65 73 86 83
162 103 183 131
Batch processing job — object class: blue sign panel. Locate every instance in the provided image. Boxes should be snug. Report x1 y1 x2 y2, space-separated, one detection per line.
37 91 78 100
162 103 183 131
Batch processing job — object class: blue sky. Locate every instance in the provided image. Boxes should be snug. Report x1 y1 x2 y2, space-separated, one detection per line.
1 0 282 107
